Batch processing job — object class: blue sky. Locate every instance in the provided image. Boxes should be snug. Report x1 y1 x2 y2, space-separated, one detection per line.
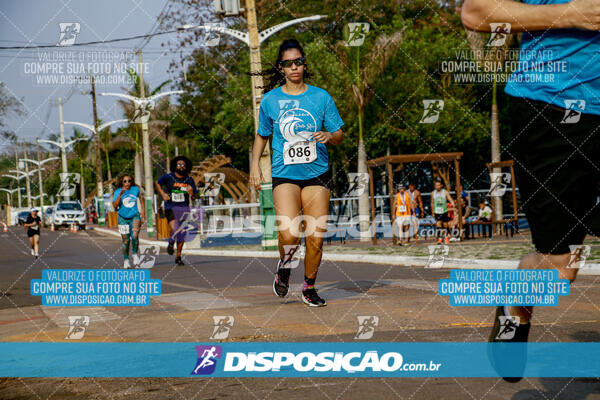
0 0 192 147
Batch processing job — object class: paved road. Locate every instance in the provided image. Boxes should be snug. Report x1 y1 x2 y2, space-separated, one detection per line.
1 227 599 399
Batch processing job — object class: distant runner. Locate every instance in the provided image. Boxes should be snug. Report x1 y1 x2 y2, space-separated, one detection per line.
24 208 41 258
113 173 145 269
155 156 197 266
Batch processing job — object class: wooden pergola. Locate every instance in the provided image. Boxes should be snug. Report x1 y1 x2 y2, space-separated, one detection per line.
366 152 464 245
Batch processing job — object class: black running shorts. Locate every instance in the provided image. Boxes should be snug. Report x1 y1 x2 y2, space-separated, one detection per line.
508 96 600 254
272 170 331 191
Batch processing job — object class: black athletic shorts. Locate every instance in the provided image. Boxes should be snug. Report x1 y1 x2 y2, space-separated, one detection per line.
272 170 331 191
508 96 600 254
434 213 450 223
27 230 40 238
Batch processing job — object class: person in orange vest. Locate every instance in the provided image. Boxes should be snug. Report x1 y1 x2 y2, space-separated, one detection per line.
395 183 414 246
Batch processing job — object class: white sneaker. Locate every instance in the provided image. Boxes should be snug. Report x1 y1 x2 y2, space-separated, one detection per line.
34 252 39 258
132 254 140 268
31 249 35 256
123 259 131 269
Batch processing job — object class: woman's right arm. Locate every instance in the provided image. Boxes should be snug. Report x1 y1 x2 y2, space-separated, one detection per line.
249 134 268 190
112 191 122 209
461 0 600 32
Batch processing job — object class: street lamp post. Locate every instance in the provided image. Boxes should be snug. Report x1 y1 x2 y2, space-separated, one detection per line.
99 89 183 237
20 150 59 212
0 187 23 225
7 169 38 208
38 137 90 202
2 176 23 208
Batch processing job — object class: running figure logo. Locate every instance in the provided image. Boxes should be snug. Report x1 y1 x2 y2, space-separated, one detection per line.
65 315 90 340
487 23 511 47
345 173 369 197
136 245 160 269
495 316 520 340
346 23 370 47
566 245 591 269
355 316 379 339
203 173 225 197
57 23 80 46
561 99 586 124
203 23 223 47
420 100 444 124
131 100 155 124
489 172 511 197
426 245 449 268
191 345 222 375
210 316 234 340
280 244 302 269
58 173 80 198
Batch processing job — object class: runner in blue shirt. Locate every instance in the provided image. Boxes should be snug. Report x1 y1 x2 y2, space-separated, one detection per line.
249 39 345 307
462 0 600 382
155 156 197 266
113 173 145 269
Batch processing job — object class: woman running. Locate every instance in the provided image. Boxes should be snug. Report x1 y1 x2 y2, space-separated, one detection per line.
24 208 41 258
113 173 145 269
249 38 344 307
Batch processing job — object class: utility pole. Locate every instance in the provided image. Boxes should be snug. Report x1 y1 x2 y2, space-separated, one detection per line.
80 158 85 207
138 50 155 236
23 146 31 208
36 141 44 210
14 151 22 208
246 0 270 176
58 97 70 201
91 76 105 225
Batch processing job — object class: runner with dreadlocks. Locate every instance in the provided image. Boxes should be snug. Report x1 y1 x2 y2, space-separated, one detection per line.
155 156 197 266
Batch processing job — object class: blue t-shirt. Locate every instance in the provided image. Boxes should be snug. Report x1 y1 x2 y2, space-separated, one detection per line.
157 172 197 209
505 0 600 115
257 84 344 180
113 186 140 218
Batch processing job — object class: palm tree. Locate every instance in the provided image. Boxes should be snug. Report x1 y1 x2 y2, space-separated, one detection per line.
338 28 404 241
117 69 174 185
464 28 517 225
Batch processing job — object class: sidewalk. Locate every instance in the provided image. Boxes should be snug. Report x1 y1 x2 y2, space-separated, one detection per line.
88 224 600 275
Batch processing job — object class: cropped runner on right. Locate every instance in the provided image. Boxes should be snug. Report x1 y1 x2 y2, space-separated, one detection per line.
462 0 600 382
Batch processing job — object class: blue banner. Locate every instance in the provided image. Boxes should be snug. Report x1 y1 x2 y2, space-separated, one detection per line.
30 269 161 306
439 269 570 306
1 342 598 377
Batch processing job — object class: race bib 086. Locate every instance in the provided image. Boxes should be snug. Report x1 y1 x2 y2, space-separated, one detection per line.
118 224 130 235
283 141 317 165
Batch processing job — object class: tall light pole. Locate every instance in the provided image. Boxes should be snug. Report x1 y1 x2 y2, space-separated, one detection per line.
6 169 37 207
63 119 127 199
2 176 24 208
100 88 183 237
178 10 327 250
20 149 58 211
37 137 89 201
0 187 23 225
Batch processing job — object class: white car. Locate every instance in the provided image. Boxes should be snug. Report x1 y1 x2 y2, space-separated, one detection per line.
52 201 86 230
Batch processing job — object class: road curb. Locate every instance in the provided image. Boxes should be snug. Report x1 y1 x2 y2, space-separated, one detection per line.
89 227 600 274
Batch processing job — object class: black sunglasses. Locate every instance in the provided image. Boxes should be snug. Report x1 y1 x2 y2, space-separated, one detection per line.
279 57 306 68
123 179 132 183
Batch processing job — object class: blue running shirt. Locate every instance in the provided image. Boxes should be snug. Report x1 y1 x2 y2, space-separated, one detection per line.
113 186 140 219
257 84 344 180
505 0 600 115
